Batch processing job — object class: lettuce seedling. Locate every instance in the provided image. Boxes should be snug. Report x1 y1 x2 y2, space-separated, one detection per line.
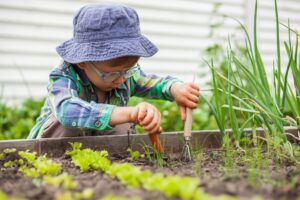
163 176 200 199
67 142 110 172
55 188 94 200
19 165 40 178
43 172 77 189
0 191 9 200
3 148 16 153
18 151 61 177
33 155 61 176
127 148 141 161
67 143 235 200
74 188 94 200
0 190 25 200
18 150 36 164
101 194 142 200
143 173 164 191
107 163 142 188
4 160 16 168
66 142 82 156
4 159 24 168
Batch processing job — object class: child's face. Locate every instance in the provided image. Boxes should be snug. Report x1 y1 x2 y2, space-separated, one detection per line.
77 56 139 92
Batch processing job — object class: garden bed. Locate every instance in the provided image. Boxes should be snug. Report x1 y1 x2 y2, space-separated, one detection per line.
1 147 300 199
0 127 299 200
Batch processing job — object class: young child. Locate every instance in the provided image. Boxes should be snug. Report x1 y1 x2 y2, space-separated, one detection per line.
28 4 200 139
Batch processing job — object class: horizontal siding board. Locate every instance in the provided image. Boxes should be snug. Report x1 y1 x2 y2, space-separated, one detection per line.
0 0 235 15
0 54 60 70
0 8 242 37
1 84 47 99
0 23 72 42
260 0 300 14
0 68 50 83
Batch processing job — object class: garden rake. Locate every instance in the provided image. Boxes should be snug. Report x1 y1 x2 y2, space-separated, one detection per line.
180 75 196 162
180 106 193 162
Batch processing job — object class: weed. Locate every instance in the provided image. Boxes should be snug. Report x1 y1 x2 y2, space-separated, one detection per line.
142 144 166 167
192 148 204 177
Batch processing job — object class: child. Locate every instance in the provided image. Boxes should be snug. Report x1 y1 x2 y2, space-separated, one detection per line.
28 4 200 139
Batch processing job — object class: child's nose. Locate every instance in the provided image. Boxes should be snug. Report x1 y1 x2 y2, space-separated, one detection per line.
113 76 125 84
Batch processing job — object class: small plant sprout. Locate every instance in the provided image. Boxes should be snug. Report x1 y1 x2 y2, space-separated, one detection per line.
142 144 165 167
18 150 36 164
101 194 142 200
3 148 16 154
74 188 94 200
18 150 61 178
55 188 94 200
4 160 16 168
66 142 110 172
127 148 142 161
43 172 77 189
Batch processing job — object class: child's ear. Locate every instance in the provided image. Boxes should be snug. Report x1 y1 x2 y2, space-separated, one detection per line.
77 62 87 70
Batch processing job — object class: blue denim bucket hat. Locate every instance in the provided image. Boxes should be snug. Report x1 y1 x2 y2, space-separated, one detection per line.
56 4 158 63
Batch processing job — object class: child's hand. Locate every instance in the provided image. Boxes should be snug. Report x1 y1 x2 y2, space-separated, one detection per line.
171 82 200 121
130 102 162 134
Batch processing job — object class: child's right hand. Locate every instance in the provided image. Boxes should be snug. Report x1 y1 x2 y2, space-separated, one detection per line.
130 102 162 134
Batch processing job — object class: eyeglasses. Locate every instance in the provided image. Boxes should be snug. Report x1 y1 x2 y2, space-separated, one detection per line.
90 62 140 82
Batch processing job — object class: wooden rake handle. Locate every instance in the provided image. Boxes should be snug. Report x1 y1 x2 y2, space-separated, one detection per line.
183 74 195 138
184 107 193 138
149 133 164 153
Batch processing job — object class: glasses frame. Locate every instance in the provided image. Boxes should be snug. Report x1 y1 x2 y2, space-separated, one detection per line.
89 62 140 82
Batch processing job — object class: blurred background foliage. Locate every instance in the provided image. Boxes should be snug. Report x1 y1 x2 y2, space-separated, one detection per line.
0 95 218 139
0 98 44 140
128 97 218 133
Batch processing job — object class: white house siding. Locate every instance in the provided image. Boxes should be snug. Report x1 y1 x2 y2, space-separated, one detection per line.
0 0 298 103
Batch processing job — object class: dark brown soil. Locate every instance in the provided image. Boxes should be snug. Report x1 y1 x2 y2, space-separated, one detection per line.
0 149 300 200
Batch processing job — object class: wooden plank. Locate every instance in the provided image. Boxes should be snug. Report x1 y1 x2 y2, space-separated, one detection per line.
0 127 298 158
0 139 39 153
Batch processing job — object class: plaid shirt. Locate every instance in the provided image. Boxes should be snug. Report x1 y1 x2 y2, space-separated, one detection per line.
28 61 181 139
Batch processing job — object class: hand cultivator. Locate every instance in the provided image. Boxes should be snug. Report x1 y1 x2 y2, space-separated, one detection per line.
181 75 196 162
180 106 193 162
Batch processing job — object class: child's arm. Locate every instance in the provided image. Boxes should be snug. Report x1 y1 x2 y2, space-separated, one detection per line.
130 68 200 120
130 69 182 101
109 102 162 134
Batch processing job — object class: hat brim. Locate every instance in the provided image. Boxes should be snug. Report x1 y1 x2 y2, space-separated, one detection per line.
56 35 158 63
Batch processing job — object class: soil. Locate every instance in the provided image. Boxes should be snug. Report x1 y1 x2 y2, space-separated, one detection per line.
0 149 300 200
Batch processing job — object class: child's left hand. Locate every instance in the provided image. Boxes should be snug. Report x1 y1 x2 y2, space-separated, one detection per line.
171 82 200 121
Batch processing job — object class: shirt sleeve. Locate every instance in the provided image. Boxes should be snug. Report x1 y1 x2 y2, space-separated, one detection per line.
48 70 115 131
130 68 183 101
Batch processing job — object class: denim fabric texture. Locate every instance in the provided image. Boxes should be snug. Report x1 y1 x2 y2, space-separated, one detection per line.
56 4 158 63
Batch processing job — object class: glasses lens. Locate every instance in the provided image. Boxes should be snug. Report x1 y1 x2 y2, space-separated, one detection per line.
124 66 140 78
92 63 140 82
105 72 122 82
